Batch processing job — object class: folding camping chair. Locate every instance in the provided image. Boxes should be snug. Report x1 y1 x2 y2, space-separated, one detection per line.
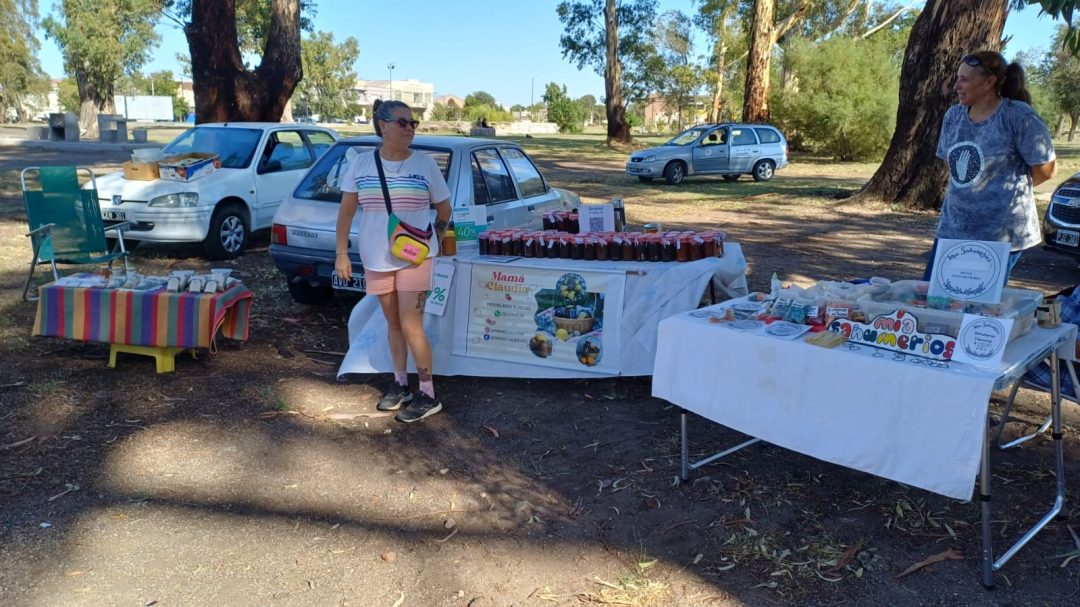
20 166 133 301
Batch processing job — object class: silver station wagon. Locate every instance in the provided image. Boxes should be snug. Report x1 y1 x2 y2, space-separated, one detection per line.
626 123 789 185
269 135 580 304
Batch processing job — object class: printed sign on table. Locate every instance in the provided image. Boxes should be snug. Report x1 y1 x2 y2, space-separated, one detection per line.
578 203 615 233
928 239 1011 304
455 263 625 373
950 314 1014 368
829 309 957 362
452 205 488 252
424 258 455 317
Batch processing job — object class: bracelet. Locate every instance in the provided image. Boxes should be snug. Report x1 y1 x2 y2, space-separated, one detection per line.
336 251 348 256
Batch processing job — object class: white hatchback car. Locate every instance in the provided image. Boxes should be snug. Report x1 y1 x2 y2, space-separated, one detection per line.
269 135 580 304
95 123 338 259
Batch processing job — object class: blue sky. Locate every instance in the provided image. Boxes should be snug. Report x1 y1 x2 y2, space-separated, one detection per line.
36 0 1061 108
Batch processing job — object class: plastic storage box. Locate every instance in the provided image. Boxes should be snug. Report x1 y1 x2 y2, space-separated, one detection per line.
857 280 1041 342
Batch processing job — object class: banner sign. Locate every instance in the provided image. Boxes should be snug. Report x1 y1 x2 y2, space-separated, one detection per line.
424 258 455 317
951 314 1014 368
829 309 957 362
455 263 625 373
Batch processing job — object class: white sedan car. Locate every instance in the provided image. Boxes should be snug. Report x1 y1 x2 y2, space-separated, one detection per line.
269 135 580 304
95 123 338 259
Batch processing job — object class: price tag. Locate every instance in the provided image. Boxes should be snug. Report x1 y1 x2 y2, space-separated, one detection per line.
425 259 456 316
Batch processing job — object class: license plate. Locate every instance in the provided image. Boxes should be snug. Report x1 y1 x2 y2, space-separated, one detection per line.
1055 229 1080 247
331 273 366 292
627 167 642 174
103 209 126 221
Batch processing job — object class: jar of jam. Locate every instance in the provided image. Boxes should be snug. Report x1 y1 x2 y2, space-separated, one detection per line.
713 233 725 257
512 231 526 256
500 234 513 256
660 237 676 262
554 211 568 233
568 210 580 234
542 212 556 231
690 235 705 260
558 235 572 259
522 232 535 258
608 236 621 261
676 236 692 262
571 236 584 260
701 232 717 258
531 233 544 258
595 236 609 261
634 234 648 262
478 231 490 255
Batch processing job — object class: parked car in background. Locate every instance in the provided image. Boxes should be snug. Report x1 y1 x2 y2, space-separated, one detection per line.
1043 172 1080 258
95 123 338 259
626 123 789 185
269 135 581 304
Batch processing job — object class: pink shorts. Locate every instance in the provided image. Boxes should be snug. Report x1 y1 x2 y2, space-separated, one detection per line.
364 260 433 295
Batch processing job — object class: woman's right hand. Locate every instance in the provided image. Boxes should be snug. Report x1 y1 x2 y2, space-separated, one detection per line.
335 252 352 281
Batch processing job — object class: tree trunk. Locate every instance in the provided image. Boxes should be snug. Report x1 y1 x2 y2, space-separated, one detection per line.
1056 113 1066 137
75 71 100 137
1070 112 1078 142
604 0 631 144
709 42 728 123
743 0 776 124
855 0 1007 210
185 0 302 123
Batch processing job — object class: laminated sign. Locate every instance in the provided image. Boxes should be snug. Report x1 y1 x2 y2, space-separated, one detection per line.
453 263 625 373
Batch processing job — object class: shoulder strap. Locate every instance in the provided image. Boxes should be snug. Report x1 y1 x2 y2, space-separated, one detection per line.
373 147 393 215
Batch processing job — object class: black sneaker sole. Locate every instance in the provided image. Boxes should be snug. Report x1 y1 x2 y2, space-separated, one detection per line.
376 393 413 412
395 402 442 423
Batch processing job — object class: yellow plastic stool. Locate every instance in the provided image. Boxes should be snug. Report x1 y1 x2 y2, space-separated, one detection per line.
108 344 191 373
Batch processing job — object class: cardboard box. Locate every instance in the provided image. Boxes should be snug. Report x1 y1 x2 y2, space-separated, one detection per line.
122 160 160 181
159 152 221 182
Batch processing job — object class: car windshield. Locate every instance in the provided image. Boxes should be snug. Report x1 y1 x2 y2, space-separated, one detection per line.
666 128 710 146
293 142 452 202
161 127 263 168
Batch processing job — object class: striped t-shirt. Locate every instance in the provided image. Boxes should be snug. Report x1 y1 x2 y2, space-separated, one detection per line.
340 149 451 271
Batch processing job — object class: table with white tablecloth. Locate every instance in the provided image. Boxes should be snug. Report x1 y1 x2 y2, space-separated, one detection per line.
338 245 748 379
652 299 1077 586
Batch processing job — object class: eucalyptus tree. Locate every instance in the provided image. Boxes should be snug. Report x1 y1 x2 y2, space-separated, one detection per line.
557 0 660 143
43 0 164 134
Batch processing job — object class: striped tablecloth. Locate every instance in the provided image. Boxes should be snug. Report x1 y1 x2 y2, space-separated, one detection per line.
32 279 253 349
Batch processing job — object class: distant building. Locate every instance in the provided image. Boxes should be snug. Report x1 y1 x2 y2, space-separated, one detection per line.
434 94 465 109
353 78 435 120
642 94 709 130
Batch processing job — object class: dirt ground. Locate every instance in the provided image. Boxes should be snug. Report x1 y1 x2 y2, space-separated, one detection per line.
1 141 1080 607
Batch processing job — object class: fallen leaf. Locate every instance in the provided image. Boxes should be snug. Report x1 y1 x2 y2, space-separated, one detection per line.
823 542 861 574
1 436 36 451
390 592 405 607
444 517 456 529
643 497 660 510
482 425 499 438
380 551 397 562
895 547 963 579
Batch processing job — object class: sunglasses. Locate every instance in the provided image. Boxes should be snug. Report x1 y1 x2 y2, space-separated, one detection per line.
962 55 982 67
384 117 420 129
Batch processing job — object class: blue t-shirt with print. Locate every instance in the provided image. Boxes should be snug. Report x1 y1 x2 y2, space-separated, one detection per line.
935 99 1055 251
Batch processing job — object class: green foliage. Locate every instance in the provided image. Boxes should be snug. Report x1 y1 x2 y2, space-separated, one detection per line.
295 30 359 121
43 0 164 110
431 103 465 121
58 78 79 113
770 36 900 161
1033 1 1080 54
465 91 497 107
463 103 512 123
652 10 705 129
0 1 52 121
1048 24 1080 120
556 0 662 104
1012 48 1059 126
543 82 584 133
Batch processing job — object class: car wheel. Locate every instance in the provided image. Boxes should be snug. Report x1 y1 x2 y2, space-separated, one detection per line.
752 160 775 182
638 176 653 183
203 203 249 260
722 174 740 182
663 161 685 185
287 279 334 305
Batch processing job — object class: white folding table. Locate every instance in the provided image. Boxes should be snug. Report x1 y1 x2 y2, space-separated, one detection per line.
652 302 1076 588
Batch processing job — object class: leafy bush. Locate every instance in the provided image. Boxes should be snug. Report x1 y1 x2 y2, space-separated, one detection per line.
770 36 900 161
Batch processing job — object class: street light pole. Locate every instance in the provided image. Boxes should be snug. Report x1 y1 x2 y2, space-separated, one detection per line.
387 62 395 101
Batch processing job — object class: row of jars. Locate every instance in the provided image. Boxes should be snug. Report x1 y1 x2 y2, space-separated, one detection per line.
541 210 581 234
477 230 726 262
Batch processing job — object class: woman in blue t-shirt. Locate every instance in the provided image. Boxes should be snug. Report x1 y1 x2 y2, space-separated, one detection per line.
925 50 1057 283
